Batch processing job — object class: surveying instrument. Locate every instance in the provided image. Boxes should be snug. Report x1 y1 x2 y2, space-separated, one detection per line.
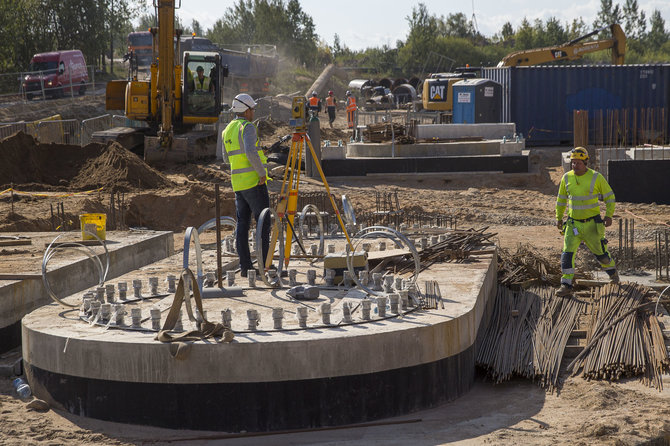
265 97 354 271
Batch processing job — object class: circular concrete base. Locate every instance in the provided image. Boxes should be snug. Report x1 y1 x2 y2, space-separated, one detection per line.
22 252 496 432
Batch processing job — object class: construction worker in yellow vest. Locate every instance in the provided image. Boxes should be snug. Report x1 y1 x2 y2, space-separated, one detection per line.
194 65 213 93
555 147 619 296
223 93 270 277
345 90 357 129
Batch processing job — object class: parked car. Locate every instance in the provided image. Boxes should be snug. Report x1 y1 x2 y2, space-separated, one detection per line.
22 50 89 100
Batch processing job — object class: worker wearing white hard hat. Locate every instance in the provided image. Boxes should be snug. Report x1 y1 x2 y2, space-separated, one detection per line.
222 93 270 277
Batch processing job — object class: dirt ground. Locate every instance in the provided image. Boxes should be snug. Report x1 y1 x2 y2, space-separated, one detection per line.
1 94 670 445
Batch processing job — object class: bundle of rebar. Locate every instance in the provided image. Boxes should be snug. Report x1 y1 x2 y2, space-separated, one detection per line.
568 283 670 390
476 286 585 392
363 122 405 143
394 227 496 275
497 244 592 289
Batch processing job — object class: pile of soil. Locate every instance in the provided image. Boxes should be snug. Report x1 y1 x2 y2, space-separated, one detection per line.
71 141 174 191
0 132 173 191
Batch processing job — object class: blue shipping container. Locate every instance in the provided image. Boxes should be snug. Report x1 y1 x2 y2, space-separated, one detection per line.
482 65 670 146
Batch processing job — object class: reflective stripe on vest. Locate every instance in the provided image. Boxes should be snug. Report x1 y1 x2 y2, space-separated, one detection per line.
309 97 319 107
223 119 268 192
195 76 210 91
562 170 602 215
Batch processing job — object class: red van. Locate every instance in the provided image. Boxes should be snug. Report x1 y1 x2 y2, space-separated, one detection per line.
22 50 89 100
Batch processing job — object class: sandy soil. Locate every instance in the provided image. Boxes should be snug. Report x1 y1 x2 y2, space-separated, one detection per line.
1 94 670 445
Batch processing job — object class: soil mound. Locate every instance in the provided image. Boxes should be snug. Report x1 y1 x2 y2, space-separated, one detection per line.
71 141 174 191
0 132 102 188
0 132 173 191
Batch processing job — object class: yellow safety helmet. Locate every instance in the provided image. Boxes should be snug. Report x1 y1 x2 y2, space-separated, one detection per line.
570 146 589 162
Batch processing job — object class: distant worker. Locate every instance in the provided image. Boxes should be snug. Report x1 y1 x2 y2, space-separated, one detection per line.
555 147 619 297
345 90 357 129
325 90 337 128
222 93 270 278
308 91 321 116
194 65 213 92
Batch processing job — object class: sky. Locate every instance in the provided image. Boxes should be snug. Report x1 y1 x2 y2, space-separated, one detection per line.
168 0 670 51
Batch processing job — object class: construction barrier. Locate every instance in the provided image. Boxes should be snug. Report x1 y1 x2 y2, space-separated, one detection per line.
81 114 113 145
37 119 80 144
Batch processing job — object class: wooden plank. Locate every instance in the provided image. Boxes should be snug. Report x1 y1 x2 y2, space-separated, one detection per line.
366 248 411 261
44 240 107 247
0 274 42 280
0 240 32 247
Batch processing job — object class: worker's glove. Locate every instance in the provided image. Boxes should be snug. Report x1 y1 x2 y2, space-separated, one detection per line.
556 220 563 231
603 216 612 227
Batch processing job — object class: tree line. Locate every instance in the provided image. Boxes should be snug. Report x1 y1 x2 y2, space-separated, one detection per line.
0 0 668 78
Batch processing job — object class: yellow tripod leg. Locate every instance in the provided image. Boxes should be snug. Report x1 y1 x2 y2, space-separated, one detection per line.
266 136 299 270
304 135 354 250
283 135 304 267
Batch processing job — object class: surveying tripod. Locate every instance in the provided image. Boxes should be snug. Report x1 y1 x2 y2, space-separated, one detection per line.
265 97 354 270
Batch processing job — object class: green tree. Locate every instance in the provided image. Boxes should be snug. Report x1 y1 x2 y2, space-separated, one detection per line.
501 22 514 41
514 18 535 50
397 3 439 73
206 0 317 67
593 0 622 30
646 9 668 51
622 0 646 39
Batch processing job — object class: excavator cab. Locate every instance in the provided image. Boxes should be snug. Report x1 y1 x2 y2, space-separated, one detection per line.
182 51 224 124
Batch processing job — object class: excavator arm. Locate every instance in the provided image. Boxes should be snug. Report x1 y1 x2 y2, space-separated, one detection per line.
498 24 626 67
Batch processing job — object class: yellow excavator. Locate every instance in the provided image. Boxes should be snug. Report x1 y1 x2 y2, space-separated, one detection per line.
497 24 626 67
103 0 226 163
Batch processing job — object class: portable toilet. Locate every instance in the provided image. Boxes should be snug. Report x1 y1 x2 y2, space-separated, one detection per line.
452 79 502 123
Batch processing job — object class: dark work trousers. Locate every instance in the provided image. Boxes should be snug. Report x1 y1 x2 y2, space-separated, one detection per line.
234 183 270 272
327 106 336 124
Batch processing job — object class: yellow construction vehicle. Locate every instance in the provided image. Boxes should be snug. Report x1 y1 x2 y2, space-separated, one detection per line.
497 24 626 67
421 67 479 121
103 0 227 163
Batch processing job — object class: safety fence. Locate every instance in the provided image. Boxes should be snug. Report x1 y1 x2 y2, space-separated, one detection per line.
0 114 149 146
0 66 97 102
357 110 441 127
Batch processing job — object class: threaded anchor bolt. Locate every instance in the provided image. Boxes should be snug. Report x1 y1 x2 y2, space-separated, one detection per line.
361 299 371 320
320 302 331 324
131 307 142 328
150 308 161 330
376 296 387 317
307 269 316 285
221 309 232 329
296 307 308 328
117 282 127 300
166 274 176 293
149 277 159 295
272 307 284 329
105 284 115 303
132 279 142 298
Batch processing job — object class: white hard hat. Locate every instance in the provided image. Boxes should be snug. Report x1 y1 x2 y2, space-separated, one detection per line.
312 91 317 96
231 93 257 113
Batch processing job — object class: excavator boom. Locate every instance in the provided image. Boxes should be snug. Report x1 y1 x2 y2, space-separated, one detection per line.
498 24 626 67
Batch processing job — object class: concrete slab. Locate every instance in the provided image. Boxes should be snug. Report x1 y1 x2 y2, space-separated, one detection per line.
0 230 173 353
21 233 497 433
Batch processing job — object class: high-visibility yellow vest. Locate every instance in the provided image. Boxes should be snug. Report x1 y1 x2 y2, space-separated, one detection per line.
556 168 615 220
223 119 268 192
195 76 210 91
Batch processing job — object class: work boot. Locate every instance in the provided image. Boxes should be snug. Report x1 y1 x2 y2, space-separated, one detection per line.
609 272 620 284
555 284 573 297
